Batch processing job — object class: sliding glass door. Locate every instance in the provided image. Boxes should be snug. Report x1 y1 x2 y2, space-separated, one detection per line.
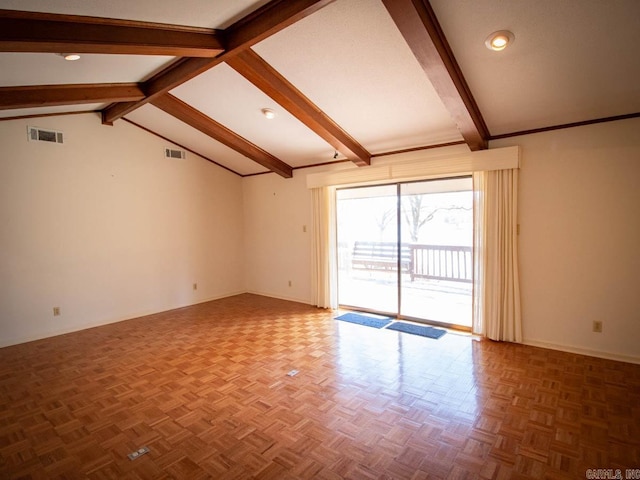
337 177 473 329
399 179 473 327
336 184 398 314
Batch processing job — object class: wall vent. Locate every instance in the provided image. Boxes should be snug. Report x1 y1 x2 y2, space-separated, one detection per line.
28 126 64 144
165 148 186 159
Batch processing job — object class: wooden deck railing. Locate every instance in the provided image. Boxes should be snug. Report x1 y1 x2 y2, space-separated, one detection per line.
409 244 472 283
344 241 473 283
351 241 412 273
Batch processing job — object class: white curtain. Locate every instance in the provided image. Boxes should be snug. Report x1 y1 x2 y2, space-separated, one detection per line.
473 169 522 342
311 186 338 309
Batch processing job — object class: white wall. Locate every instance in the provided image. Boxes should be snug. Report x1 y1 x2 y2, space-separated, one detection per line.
0 113 245 347
243 118 640 362
242 170 313 303
492 118 640 362
3 112 638 362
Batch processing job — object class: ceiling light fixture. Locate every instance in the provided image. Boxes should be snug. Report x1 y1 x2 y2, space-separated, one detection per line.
261 108 276 120
485 30 514 51
59 53 81 61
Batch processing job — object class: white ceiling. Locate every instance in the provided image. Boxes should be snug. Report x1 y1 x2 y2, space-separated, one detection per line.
430 0 640 135
0 0 271 29
1 0 639 175
0 52 175 86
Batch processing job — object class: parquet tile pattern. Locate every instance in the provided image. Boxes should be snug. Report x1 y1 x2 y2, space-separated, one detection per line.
1 294 639 479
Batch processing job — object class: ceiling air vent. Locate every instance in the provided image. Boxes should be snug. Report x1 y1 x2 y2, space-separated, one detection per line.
165 148 186 159
28 126 64 144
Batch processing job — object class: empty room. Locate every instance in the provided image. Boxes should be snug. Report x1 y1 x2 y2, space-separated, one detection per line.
1 0 639 478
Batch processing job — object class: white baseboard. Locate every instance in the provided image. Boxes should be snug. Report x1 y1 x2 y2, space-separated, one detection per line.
245 290 313 306
523 339 640 365
0 290 246 349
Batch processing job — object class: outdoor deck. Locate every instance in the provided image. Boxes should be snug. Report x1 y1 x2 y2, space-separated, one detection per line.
338 242 473 327
338 270 473 328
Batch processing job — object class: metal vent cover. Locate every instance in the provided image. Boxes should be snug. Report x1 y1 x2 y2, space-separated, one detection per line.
164 148 186 159
28 126 64 144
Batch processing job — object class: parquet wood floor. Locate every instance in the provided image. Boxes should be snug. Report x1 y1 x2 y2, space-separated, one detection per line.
1 294 639 479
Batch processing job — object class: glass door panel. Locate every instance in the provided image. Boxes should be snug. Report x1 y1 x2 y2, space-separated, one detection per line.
337 185 398 315
400 178 473 327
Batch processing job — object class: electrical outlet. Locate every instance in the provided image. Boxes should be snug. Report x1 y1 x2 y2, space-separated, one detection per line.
193 283 197 291
53 307 60 316
592 321 603 333
302 225 307 233
127 446 150 461
288 280 292 287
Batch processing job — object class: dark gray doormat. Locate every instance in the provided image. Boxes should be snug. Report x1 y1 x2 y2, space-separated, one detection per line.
386 321 446 339
335 312 393 329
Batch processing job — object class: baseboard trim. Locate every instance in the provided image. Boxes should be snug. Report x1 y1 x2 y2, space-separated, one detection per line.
0 290 246 349
245 290 313 306
523 339 640 365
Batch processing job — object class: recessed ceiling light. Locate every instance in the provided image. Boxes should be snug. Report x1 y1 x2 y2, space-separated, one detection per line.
261 108 276 120
485 31 514 51
59 53 81 61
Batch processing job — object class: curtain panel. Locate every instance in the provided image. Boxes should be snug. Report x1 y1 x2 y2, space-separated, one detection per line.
473 169 522 342
311 186 338 309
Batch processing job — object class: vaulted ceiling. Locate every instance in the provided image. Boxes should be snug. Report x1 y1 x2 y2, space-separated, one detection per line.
1 0 639 178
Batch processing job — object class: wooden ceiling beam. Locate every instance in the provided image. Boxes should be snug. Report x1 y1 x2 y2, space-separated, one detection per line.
0 83 145 109
381 0 489 150
0 9 224 57
151 94 292 178
102 0 336 124
227 49 370 167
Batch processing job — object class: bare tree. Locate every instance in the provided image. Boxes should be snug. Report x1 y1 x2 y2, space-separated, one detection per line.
402 195 470 243
374 207 395 241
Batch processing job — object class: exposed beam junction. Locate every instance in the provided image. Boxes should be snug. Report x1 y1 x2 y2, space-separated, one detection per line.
101 0 337 124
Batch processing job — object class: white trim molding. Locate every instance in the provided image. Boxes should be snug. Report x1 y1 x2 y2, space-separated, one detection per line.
524 339 640 365
306 145 520 189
